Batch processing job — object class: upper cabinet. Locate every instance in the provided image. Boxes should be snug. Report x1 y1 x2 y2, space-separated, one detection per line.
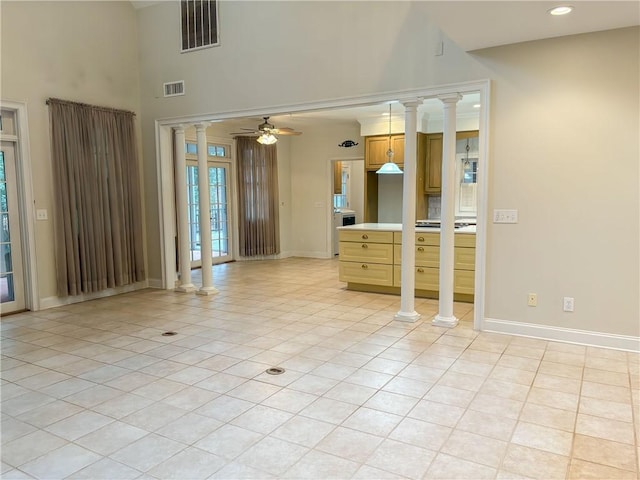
365 134 405 169
424 130 479 195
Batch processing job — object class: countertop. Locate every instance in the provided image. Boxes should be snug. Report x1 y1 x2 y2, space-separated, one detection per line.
337 222 477 234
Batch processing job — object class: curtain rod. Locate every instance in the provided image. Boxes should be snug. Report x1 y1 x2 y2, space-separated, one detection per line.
46 98 136 117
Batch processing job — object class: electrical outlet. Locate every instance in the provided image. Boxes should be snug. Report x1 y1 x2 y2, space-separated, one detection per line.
36 209 48 221
527 293 537 307
563 297 574 312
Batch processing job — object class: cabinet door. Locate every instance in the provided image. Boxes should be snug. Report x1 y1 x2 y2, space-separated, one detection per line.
424 133 443 194
391 135 404 166
333 161 342 194
365 136 391 169
340 262 393 286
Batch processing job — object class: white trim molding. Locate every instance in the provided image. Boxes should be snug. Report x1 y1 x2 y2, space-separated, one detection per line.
40 281 149 310
484 317 640 353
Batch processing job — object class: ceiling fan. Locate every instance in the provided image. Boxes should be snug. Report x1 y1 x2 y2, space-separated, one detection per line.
231 117 302 144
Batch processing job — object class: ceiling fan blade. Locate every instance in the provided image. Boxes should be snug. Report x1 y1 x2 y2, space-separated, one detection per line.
274 129 302 136
230 131 259 136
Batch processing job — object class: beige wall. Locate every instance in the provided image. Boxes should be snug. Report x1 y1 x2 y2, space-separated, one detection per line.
1 1 141 302
474 27 639 336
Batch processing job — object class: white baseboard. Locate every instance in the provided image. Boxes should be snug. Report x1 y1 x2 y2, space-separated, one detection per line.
483 317 640 353
39 281 149 310
147 278 163 289
289 251 333 259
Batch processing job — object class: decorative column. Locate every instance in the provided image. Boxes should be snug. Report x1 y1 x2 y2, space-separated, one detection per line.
174 125 196 293
195 122 218 296
395 99 423 323
433 94 462 327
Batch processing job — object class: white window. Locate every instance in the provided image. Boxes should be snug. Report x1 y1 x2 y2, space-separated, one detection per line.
455 137 478 216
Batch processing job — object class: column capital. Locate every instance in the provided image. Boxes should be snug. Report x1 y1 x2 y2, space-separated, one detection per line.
438 93 463 105
173 124 186 134
401 98 423 109
194 122 210 132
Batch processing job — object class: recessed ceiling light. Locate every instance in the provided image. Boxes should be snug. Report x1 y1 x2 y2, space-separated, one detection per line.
548 5 573 15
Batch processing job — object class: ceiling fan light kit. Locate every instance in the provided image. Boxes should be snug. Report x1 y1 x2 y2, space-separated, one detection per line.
231 116 302 144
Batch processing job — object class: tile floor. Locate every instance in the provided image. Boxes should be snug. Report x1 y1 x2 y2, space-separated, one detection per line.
1 257 639 479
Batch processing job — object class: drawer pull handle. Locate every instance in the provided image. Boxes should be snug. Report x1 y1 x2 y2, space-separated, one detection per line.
417 246 424 252
361 244 368 249
362 234 369 240
361 264 368 269
417 236 425 242
417 268 424 273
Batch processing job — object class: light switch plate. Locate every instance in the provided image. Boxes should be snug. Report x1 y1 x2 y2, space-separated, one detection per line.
36 209 48 221
493 209 518 223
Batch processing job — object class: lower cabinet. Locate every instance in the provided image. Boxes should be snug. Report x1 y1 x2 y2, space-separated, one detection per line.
339 228 476 300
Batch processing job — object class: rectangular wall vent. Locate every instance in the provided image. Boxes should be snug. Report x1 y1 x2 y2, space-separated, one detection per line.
163 81 185 97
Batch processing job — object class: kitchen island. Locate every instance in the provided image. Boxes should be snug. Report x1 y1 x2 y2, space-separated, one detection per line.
337 223 476 302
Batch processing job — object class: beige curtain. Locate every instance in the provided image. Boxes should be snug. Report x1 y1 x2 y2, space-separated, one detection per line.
236 136 280 256
48 98 145 296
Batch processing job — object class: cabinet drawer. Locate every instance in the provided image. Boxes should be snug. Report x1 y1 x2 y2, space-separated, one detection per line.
394 244 439 267
394 265 439 290
394 232 440 246
340 262 393 286
339 242 393 264
339 230 393 244
454 247 475 271
454 234 475 248
454 270 475 294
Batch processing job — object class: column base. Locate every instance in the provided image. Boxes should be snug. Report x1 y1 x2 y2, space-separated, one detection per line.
175 284 196 293
432 314 459 328
394 311 421 323
196 286 219 296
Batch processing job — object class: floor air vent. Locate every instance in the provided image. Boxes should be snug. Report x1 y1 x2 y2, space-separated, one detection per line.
163 81 185 97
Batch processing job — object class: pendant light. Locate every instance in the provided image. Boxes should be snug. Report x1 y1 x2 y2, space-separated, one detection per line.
376 103 403 174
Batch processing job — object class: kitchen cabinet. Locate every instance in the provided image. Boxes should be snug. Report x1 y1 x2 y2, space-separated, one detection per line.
365 135 405 169
333 161 342 194
338 230 394 286
338 225 475 301
424 130 479 195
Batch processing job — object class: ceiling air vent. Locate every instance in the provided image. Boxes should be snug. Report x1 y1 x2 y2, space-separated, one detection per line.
163 81 185 97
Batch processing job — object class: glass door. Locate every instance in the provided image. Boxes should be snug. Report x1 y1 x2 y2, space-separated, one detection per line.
0 141 25 313
186 160 232 267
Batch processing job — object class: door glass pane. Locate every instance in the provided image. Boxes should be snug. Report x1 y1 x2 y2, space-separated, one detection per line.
186 165 201 262
209 166 228 257
0 150 15 303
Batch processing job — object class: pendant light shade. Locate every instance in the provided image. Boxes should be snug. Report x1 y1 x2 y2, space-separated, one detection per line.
376 103 403 175
257 133 277 145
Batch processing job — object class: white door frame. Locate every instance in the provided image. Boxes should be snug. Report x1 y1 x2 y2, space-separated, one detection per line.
155 80 490 331
0 101 39 311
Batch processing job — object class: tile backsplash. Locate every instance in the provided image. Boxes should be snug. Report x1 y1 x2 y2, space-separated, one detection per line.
428 195 441 219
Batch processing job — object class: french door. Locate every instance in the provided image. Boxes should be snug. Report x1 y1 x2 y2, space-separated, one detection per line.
186 160 232 267
0 141 25 313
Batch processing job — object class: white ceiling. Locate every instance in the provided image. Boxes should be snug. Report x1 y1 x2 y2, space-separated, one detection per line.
422 1 639 51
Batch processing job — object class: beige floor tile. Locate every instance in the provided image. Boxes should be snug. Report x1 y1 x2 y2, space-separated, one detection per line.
425 453 497 479
110 433 186 472
442 429 508 468
424 384 476 408
572 434 637 472
1 391 56 417
527 386 579 411
260 387 318 413
502 444 569 479
67 457 141 480
579 395 634 423
352 464 407 479
511 421 573 456
271 415 336 448
20 443 101 479
147 446 227 479
155 412 222 444
300 397 359 424
342 407 403 436
365 438 436 479
456 409 517 441
537 360 584 380
316 426 383 463
92 392 155 419
130 378 189 401
363 390 419 416
231 404 293 434
44 410 113 441
568 458 638 479
585 356 629 374
532 372 581 394
194 423 262 459
581 381 632 404
479 378 531 401
468 393 523 420
583 367 630 387
389 417 451 450
227 379 281 403
121 401 188 431
519 402 577 432
194 394 255 422
575 413 635 444
380 376 433 398
14 399 84 429
490 366 535 386
283 449 360 479
324 381 377 405
1 429 68 467
398 363 447 382
408 398 465 427
75 421 148 456
344 368 394 388
236 436 309 475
